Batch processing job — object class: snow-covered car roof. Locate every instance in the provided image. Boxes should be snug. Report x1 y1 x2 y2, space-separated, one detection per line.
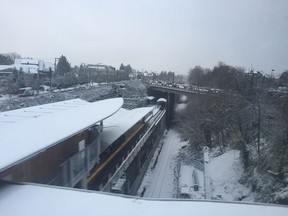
0 98 123 172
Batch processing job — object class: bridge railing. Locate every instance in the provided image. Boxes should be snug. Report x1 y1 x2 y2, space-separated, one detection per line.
146 83 202 94
101 109 166 192
146 83 241 98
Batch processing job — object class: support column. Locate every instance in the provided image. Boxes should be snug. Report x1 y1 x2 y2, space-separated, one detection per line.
203 146 211 199
96 129 101 164
79 177 88 189
166 93 175 129
90 123 102 164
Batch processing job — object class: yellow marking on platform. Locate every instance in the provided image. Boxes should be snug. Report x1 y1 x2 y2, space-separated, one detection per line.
88 124 144 183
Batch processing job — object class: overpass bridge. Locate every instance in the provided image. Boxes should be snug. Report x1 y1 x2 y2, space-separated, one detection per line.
146 83 239 126
146 84 206 127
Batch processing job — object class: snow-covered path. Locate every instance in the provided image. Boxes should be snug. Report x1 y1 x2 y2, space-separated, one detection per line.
138 129 186 198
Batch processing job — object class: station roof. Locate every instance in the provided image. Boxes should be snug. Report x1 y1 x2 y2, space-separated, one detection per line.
147 96 155 100
0 98 123 172
101 106 154 151
0 182 287 216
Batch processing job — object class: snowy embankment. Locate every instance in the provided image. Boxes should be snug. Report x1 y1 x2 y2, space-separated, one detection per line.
137 130 254 202
209 149 253 202
0 80 147 112
138 99 254 202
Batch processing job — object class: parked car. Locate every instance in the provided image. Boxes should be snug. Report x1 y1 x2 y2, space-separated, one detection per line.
18 87 34 97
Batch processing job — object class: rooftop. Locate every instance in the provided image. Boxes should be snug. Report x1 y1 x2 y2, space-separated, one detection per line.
0 181 286 216
0 98 123 172
101 106 154 151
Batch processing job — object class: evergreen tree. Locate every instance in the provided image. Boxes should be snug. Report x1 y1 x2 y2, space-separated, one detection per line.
56 55 71 75
119 63 124 70
279 70 288 87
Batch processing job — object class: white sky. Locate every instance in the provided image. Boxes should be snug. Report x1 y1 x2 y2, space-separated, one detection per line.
1 0 287 75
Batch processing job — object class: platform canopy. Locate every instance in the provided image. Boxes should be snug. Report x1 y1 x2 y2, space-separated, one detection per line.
0 98 123 172
101 106 154 151
0 182 287 216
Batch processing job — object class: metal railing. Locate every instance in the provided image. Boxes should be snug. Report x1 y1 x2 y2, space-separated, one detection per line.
48 139 98 187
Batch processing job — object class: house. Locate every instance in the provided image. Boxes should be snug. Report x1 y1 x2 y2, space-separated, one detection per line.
14 58 55 74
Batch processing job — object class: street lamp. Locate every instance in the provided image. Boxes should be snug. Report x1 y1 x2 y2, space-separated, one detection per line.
271 69 275 78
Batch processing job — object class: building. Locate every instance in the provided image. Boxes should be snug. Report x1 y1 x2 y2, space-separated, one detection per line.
0 98 123 188
14 58 55 74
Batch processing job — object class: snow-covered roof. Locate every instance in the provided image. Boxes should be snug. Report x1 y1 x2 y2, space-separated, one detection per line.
179 165 194 187
0 98 123 172
0 65 13 71
147 96 155 100
14 58 39 65
101 106 154 151
0 182 287 216
13 64 38 74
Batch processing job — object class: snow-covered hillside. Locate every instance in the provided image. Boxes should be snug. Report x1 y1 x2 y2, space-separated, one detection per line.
209 149 253 201
0 80 147 112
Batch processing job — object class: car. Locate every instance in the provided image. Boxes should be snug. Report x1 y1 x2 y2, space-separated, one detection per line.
17 87 34 97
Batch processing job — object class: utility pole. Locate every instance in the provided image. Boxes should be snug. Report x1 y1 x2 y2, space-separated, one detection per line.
37 68 39 95
271 69 275 78
203 146 211 199
106 66 108 83
54 58 59 73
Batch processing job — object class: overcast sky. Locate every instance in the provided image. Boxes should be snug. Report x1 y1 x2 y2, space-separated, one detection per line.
1 0 287 75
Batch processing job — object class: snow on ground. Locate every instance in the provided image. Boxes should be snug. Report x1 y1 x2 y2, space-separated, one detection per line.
137 129 187 198
179 164 205 199
0 94 14 102
175 95 188 112
179 95 187 103
208 149 253 201
0 65 13 70
137 128 253 202
0 80 147 112
175 103 187 112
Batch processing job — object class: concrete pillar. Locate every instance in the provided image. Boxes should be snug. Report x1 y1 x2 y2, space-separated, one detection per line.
96 129 101 164
203 146 211 199
68 160 73 187
90 124 102 164
167 93 175 128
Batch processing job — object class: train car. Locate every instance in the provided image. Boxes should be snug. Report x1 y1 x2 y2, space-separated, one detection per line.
156 98 167 110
